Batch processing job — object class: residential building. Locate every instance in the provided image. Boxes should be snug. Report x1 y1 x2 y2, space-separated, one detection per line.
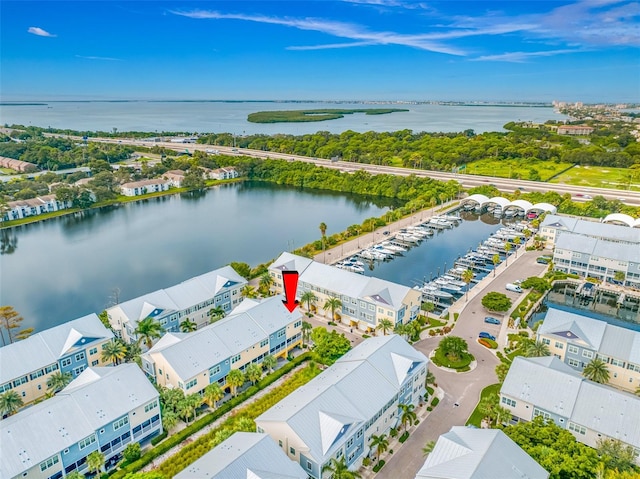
0 156 38 172
537 308 640 393
539 214 640 248
0 364 162 479
162 169 186 188
141 295 302 394
107 265 247 345
415 426 548 479
556 125 594 135
0 313 114 406
120 178 169 197
552 233 640 287
206 167 239 180
256 335 428 478
269 252 422 332
3 195 72 221
500 356 640 457
174 432 307 479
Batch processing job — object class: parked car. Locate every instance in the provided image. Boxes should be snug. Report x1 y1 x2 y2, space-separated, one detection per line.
484 316 501 325
479 332 496 341
506 283 523 293
513 279 524 285
536 256 552 264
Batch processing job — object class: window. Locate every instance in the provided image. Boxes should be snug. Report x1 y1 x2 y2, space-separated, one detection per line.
611 358 625 368
260 339 269 348
89 347 98 355
346 437 354 448
231 354 241 364
582 350 594 359
568 345 579 354
533 408 551 421
145 400 158 412
501 397 516 407
568 422 586 435
290 446 295 455
73 366 85 376
61 358 72 367
209 365 221 376
627 363 640 373
568 358 581 367
554 342 564 349
307 461 312 470
92 360 99 366
75 352 85 361
113 416 129 431
78 434 96 450
40 455 59 472
541 338 550 345
185 378 197 389
279 440 283 447
293 320 301 328
277 330 286 338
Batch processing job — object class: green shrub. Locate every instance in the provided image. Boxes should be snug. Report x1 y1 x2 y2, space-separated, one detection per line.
453 313 459 321
399 431 410 443
373 460 386 473
328 321 337 326
389 427 398 438
362 334 371 339
427 406 433 411
427 386 434 395
151 431 168 446
431 397 440 407
362 457 371 467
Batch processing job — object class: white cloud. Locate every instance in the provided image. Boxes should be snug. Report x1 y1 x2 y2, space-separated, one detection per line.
75 55 122 61
473 49 586 62
28 27 56 37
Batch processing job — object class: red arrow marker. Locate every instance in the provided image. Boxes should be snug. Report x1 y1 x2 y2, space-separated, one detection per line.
282 271 300 313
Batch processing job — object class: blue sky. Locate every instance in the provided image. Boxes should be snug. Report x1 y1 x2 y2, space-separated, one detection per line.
1 1 639 102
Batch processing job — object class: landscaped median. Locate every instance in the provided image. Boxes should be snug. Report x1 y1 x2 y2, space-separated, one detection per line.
429 336 476 372
109 353 318 479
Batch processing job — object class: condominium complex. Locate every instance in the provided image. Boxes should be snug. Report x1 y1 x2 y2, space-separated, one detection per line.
539 214 640 248
415 427 548 479
500 356 640 455
107 265 247 345
1 364 162 479
141 295 302 394
256 335 428 478
537 308 640 393
174 432 307 479
0 313 114 406
269 252 422 332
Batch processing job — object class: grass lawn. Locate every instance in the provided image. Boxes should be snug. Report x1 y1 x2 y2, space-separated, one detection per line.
432 348 474 371
466 159 573 182
551 165 640 191
426 317 447 328
466 383 501 427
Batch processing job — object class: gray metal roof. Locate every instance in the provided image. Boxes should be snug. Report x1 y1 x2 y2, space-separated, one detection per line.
143 295 301 381
107 266 247 328
555 233 640 263
270 252 314 274
0 364 157 478
502 357 640 449
542 214 640 243
538 308 640 365
256 335 428 463
416 427 549 479
175 432 307 479
0 313 113 384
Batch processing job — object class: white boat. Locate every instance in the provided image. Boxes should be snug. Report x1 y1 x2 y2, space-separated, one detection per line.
380 241 407 253
396 232 421 243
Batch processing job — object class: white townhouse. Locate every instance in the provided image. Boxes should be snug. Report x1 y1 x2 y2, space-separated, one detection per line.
539 214 640 249
269 252 422 332
415 426 549 479
175 432 308 479
120 178 169 196
0 313 114 407
0 364 162 479
208 167 239 180
3 194 72 221
141 295 303 395
500 356 640 458
162 169 186 187
256 335 428 478
107 265 247 345
537 308 640 393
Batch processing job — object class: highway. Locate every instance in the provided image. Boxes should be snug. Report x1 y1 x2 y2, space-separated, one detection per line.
44 134 640 206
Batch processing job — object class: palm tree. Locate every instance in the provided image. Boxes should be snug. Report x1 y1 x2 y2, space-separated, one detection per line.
438 336 468 362
101 339 127 365
322 457 361 479
394 322 408 339
179 318 197 332
399 403 417 431
203 383 224 408
208 306 226 322
323 296 342 322
376 318 394 336
583 358 610 384
425 370 436 388
241 285 258 299
0 390 23 416
369 434 389 462
134 317 164 350
245 363 263 385
524 340 550 358
46 371 73 394
301 321 313 347
504 242 512 265
227 369 245 397
462 269 474 301
124 341 142 366
422 440 436 456
492 254 500 277
87 450 105 475
178 393 202 423
319 222 327 251
300 290 318 313
495 362 510 383
262 354 277 373
162 410 179 434
422 301 435 318
259 272 274 296
513 236 522 257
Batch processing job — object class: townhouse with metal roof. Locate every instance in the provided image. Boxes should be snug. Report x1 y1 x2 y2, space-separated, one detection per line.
415 426 548 479
174 432 307 479
107 265 247 345
141 295 302 395
539 214 640 248
500 356 640 455
269 252 422 332
537 308 640 393
0 364 161 479
120 178 169 196
552 233 640 287
0 313 114 407
256 335 428 478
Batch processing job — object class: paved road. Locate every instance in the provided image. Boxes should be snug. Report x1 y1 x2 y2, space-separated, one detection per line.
376 248 548 479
